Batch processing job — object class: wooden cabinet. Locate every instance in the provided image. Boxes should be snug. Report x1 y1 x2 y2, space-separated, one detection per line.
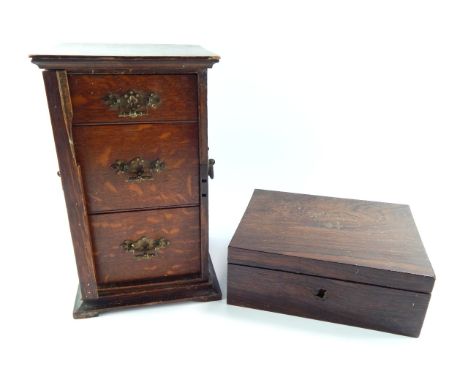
31 44 221 318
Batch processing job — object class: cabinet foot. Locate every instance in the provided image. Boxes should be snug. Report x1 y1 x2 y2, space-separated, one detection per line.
72 254 221 318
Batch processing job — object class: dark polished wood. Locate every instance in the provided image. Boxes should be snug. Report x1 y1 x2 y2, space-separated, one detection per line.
229 189 435 292
74 255 221 318
198 69 209 280
229 247 432 294
30 44 219 72
32 44 221 317
43 71 98 300
74 123 199 213
228 189 435 337
69 74 198 124
91 207 201 285
228 264 430 337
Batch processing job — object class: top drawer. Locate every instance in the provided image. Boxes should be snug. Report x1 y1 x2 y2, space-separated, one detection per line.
68 74 198 124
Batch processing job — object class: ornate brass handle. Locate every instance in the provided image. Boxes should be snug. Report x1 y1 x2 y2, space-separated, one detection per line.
104 90 161 118
120 236 170 259
111 157 165 182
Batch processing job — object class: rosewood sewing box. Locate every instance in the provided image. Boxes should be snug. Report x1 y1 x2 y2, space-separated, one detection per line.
228 189 435 337
31 44 221 317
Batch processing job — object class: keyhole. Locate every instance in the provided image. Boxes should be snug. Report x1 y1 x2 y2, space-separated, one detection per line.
316 289 327 299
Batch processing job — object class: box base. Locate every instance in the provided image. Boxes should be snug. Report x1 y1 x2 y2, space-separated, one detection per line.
73 254 221 318
227 263 430 337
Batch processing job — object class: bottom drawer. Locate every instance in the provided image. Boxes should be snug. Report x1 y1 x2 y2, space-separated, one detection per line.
90 207 200 286
227 264 431 337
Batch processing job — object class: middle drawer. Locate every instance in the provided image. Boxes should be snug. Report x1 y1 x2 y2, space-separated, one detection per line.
74 123 199 213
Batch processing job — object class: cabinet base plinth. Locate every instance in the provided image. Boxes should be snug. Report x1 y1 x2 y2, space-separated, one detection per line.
73 254 221 319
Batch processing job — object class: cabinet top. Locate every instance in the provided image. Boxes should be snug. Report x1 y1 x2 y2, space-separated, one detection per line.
30 44 219 71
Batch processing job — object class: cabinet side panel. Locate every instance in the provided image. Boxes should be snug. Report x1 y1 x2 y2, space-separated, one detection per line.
227 264 431 337
42 70 98 299
198 70 209 279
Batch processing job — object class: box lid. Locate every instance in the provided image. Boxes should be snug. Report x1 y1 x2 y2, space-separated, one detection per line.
228 190 435 293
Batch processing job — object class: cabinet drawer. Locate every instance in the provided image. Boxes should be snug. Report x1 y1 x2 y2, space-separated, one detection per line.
91 207 201 285
74 123 199 213
68 74 198 124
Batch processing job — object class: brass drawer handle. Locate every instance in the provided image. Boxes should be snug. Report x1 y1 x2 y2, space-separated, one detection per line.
111 156 165 182
104 90 161 118
120 236 170 259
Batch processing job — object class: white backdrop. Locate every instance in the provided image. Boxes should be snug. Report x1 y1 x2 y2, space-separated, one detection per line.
1 1 467 381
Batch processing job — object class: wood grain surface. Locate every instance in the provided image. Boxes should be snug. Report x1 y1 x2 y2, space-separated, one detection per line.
32 45 221 317
43 71 98 299
74 256 221 318
68 74 198 124
228 264 431 337
229 189 435 292
197 69 209 280
30 44 220 72
90 207 200 285
74 123 199 213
